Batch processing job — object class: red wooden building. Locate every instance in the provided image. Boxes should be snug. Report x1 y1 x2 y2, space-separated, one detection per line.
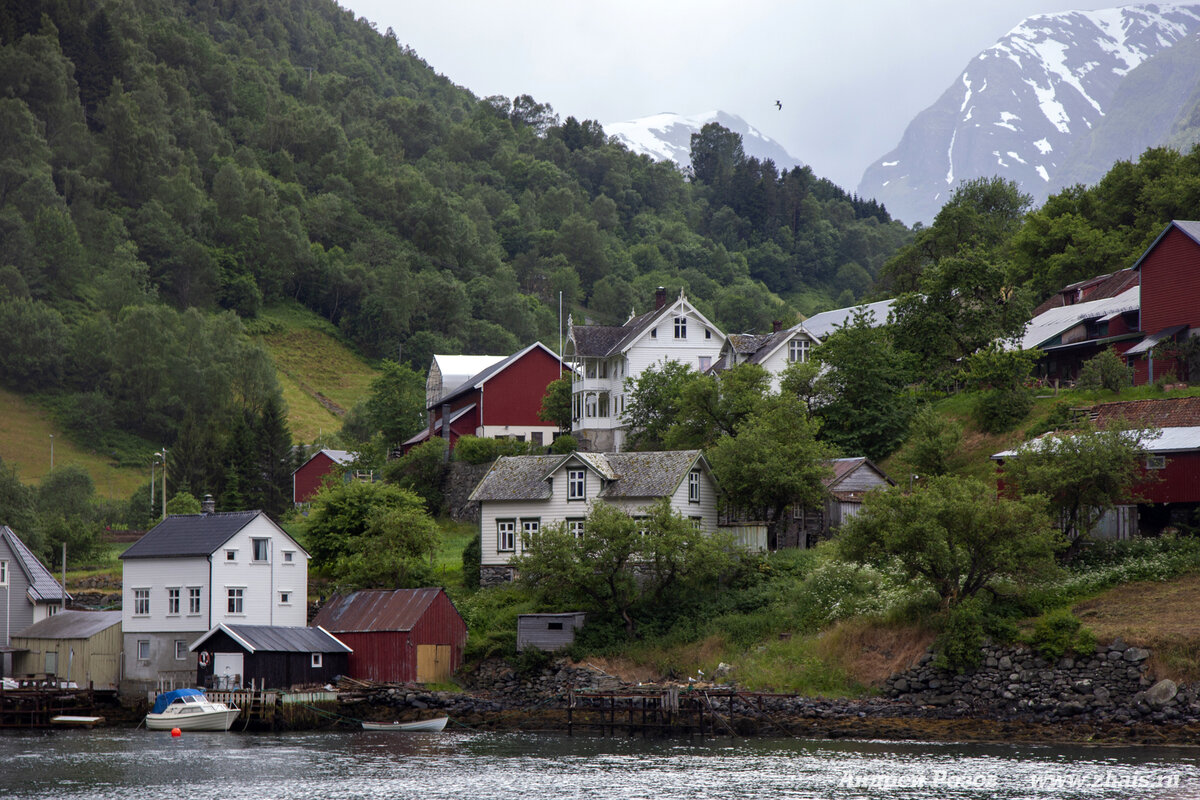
1125 220 1200 385
292 449 352 506
309 588 467 684
402 342 565 453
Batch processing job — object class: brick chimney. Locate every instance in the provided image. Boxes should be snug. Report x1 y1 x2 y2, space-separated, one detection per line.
201 494 215 515
655 286 667 310
772 320 783 333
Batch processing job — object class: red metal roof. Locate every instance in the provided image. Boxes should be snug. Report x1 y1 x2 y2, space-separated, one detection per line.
310 588 455 633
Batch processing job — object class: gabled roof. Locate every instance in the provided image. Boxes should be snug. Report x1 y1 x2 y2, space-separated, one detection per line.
822 457 894 500
991 427 1195 459
310 588 459 633
431 354 507 388
13 610 119 640
742 323 820 366
0 526 69 604
190 623 351 653
468 450 709 502
120 510 305 560
570 292 724 357
1131 220 1200 272
802 299 895 339
293 449 354 476
1032 269 1139 316
401 403 477 447
435 342 560 408
1012 286 1140 352
1092 396 1200 429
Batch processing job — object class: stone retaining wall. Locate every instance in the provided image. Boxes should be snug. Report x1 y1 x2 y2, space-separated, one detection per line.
445 461 493 522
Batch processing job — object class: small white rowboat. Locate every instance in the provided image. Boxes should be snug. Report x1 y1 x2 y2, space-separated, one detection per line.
362 716 448 732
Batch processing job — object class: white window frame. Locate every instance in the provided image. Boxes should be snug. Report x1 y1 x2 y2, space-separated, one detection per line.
567 519 585 539
1146 454 1166 470
133 588 150 616
279 590 292 605
175 640 188 661
252 538 270 562
789 338 810 363
136 640 150 661
497 520 516 552
225 549 237 562
568 469 586 501
188 586 202 615
311 653 323 668
0 559 7 586
522 518 540 544
282 550 295 563
674 316 687 339
166 587 180 616
688 470 701 503
227 587 245 614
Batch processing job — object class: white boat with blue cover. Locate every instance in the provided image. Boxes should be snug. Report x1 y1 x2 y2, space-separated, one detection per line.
145 688 240 731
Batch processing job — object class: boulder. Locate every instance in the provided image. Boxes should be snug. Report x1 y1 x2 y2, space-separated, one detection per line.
1146 678 1178 708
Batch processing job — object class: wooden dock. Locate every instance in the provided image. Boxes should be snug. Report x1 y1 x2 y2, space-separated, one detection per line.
0 683 109 728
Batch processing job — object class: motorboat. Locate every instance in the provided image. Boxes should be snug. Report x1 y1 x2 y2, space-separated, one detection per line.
361 716 448 732
145 688 240 731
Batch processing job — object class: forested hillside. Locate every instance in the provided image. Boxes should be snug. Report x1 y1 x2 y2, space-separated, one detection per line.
0 0 909 485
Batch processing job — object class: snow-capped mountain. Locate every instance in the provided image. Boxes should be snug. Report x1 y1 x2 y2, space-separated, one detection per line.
859 3 1200 225
605 111 803 172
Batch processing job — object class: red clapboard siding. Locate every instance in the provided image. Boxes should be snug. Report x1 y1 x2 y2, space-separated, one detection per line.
293 452 337 504
477 347 564 427
1140 227 1200 335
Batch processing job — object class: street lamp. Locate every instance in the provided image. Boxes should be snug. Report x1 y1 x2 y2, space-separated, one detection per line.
49 434 53 473
155 449 168 519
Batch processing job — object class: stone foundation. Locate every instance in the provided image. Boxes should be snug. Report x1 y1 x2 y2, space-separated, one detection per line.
480 565 516 587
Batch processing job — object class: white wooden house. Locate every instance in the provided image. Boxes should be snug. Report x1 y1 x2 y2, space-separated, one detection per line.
0 526 69 676
567 288 725 451
468 450 718 585
715 321 821 388
118 510 308 694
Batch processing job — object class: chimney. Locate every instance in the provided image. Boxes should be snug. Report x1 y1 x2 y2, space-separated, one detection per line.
655 286 667 310
201 494 215 515
772 320 783 333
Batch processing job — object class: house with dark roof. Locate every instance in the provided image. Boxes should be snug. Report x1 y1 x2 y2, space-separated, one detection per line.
713 320 821 387
566 288 725 451
311 588 467 683
403 342 565 454
468 450 718 585
118 509 308 693
1 526 69 676
190 623 350 690
11 610 122 688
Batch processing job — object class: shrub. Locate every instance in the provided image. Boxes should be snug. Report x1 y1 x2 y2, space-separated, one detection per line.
1076 349 1132 394
933 597 985 672
973 388 1034 433
461 533 481 590
453 435 543 464
548 434 577 454
383 438 448 513
1029 608 1097 660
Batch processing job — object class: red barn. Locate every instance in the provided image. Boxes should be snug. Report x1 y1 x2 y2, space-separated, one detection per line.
1125 221 1200 385
310 588 467 684
292 449 353 506
403 342 565 453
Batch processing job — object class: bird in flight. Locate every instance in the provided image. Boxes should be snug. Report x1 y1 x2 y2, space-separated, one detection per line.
775 100 782 110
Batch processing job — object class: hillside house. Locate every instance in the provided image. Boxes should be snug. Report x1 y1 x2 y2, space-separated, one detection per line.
714 320 821 388
403 342 565 453
310 588 467 684
469 450 718 585
118 509 308 694
801 298 895 339
567 288 725 451
0 526 69 677
190 623 350 690
11 610 122 689
426 354 507 408
1124 221 1200 385
293 449 374 506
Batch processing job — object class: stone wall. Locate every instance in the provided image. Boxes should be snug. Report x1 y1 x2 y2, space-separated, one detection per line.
445 461 493 522
884 639 1199 724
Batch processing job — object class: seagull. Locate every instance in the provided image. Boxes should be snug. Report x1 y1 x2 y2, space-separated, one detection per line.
775 100 782 110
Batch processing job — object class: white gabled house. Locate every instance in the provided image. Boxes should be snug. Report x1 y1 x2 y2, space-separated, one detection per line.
118 509 308 693
468 450 718 586
1 526 69 676
714 320 820 388
567 288 725 451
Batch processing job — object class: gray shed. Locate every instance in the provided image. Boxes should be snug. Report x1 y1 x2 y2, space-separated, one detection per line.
517 612 586 652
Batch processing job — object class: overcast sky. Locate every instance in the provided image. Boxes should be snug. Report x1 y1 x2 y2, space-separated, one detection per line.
346 1 1099 190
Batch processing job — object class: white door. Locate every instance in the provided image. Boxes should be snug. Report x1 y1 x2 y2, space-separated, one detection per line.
213 652 244 689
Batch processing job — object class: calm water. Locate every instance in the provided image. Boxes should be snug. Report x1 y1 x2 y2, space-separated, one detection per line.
2 728 1200 799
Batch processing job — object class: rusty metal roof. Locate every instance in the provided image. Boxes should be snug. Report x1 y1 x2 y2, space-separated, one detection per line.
310 588 452 633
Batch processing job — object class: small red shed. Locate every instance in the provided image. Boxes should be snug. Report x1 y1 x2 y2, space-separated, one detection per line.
310 588 467 684
292 449 353 506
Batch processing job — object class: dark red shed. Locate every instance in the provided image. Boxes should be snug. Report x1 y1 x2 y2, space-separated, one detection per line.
310 588 467 684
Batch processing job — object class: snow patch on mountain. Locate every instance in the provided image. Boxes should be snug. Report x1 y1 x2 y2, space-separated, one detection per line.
605 111 803 172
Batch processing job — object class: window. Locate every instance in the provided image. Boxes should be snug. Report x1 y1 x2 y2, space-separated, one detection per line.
279 591 291 605
789 339 810 363
134 588 150 616
597 392 609 417
167 588 180 616
188 587 202 614
1147 454 1166 470
45 651 57 675
688 470 701 503
497 520 516 552
567 519 586 539
522 519 540 544
175 640 188 661
548 622 564 631
532 432 544 445
225 549 236 561
227 587 244 614
690 516 704 530
599 360 608 379
586 360 597 379
0 560 7 586
674 316 687 339
568 469 586 500
650 328 657 338
282 550 294 563
311 653 323 668
698 356 712 372
252 539 269 562
705 329 712 339
136 640 150 661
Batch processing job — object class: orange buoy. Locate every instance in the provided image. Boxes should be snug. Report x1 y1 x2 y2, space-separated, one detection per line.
171 728 181 737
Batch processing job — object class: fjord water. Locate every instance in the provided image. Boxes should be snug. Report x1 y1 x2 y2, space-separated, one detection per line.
2 729 1198 799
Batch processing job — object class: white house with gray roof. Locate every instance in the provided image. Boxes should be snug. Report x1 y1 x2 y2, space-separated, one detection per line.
715 321 821 389
468 450 718 585
118 510 308 693
0 526 69 676
567 288 725 451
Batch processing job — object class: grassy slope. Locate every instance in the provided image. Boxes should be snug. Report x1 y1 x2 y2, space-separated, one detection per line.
0 386 144 499
254 304 381 443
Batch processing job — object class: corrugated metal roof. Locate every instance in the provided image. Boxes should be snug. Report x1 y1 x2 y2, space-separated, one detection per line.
991 427 1196 459
1031 269 1139 316
1012 286 1140 351
12 610 119 640
192 624 350 653
120 511 262 559
803 299 895 339
432 354 507 392
1 526 68 603
1124 324 1187 356
436 342 560 407
310 588 449 633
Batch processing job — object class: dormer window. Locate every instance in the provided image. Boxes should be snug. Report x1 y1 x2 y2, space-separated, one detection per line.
789 339 810 363
688 470 701 503
568 469 586 500
675 317 687 339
